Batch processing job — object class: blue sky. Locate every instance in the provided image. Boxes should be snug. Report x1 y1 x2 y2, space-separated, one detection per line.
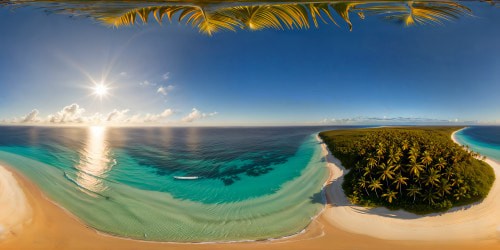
0 2 499 126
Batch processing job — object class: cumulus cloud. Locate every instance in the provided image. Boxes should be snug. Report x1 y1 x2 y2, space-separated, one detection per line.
22 109 40 123
119 72 128 77
144 109 173 122
126 109 173 123
106 109 129 122
5 104 220 125
157 85 174 96
182 108 217 123
48 103 86 123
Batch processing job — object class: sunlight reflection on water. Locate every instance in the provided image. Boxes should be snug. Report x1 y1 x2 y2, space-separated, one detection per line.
75 126 114 195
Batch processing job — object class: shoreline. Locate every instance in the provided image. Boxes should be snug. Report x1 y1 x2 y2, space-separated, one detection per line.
0 165 32 241
0 129 498 249
318 128 500 242
0 136 326 245
0 161 408 250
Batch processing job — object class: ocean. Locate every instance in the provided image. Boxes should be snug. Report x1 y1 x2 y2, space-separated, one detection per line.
0 126 345 242
454 126 500 162
1 125 497 242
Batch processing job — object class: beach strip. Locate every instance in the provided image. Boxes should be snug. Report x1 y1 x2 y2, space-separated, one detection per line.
0 165 32 240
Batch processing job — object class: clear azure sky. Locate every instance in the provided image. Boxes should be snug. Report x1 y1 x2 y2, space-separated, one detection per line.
0 2 499 126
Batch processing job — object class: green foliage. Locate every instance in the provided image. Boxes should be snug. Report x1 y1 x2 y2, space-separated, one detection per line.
319 127 495 214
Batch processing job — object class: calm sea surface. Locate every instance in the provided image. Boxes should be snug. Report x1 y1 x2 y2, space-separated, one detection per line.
455 126 500 162
0 126 351 241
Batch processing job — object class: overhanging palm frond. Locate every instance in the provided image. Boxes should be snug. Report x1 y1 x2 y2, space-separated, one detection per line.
177 6 240 35
359 1 472 26
219 4 309 31
307 3 338 28
98 5 240 35
7 0 477 34
330 2 362 31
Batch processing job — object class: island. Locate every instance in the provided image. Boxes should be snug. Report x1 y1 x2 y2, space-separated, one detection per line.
319 126 494 214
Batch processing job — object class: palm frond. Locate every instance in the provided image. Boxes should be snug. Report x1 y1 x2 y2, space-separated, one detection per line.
359 1 472 26
9 0 477 34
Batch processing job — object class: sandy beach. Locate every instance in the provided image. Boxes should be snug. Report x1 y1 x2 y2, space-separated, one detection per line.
0 166 32 240
0 129 499 249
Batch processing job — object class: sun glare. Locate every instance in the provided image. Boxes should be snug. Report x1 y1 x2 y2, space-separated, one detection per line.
93 83 109 98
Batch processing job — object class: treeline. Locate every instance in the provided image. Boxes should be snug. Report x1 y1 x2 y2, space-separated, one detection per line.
319 127 494 214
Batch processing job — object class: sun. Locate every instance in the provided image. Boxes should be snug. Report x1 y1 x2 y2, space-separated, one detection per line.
92 83 109 98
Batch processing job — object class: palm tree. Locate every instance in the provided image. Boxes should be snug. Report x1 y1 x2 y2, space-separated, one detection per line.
406 185 421 203
387 148 400 165
423 168 441 187
422 189 439 205
382 189 398 203
366 156 378 169
393 173 409 193
421 150 433 167
451 152 461 163
453 186 468 201
357 177 370 196
376 142 386 161
408 159 424 177
369 179 383 198
402 139 410 151
434 157 447 170
362 166 372 177
378 163 395 186
437 179 452 197
408 146 420 164
451 176 464 188
443 166 454 180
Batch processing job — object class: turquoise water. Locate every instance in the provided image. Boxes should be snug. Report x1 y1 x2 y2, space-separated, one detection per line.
454 127 500 162
0 126 335 242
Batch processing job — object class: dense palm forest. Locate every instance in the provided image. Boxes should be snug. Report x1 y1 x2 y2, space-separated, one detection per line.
319 127 494 214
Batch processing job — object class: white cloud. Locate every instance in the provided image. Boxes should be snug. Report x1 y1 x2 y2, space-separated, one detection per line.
140 80 156 87
181 108 217 123
141 109 174 122
6 104 221 126
83 113 104 124
157 85 174 96
106 109 129 122
22 109 40 123
48 103 86 123
162 72 170 80
119 72 128 77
